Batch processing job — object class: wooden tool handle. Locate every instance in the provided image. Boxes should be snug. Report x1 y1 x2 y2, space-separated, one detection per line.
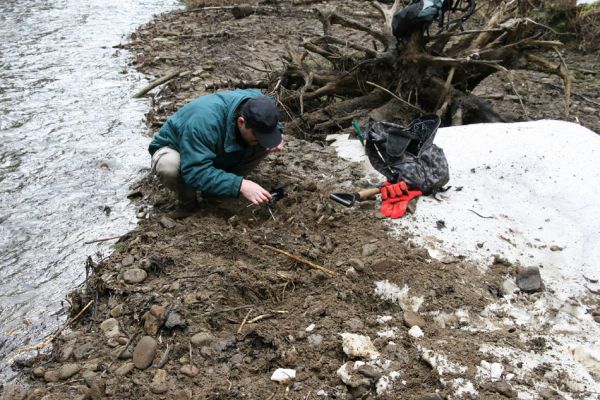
357 187 380 200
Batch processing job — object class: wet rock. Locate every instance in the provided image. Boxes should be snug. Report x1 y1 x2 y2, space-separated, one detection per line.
132 336 157 369
160 216 176 229
100 318 121 339
180 364 199 377
121 255 135 267
340 333 379 359
362 243 378 257
191 332 215 347
144 304 166 335
44 370 60 383
149 369 169 394
58 363 81 380
403 310 426 328
123 268 147 284
114 362 135 376
165 310 187 329
516 266 542 293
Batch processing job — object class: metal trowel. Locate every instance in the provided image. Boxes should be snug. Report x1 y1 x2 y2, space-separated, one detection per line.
329 187 380 207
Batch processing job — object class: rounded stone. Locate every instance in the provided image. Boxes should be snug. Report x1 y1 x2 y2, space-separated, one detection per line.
114 362 135 377
180 364 199 377
58 363 81 380
149 369 169 394
191 332 215 347
123 268 147 284
132 336 157 370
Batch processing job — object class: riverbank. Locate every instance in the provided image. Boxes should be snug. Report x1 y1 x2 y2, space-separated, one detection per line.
3 1 600 399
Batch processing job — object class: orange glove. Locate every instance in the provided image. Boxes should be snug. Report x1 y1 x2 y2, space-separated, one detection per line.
380 181 408 200
380 186 422 219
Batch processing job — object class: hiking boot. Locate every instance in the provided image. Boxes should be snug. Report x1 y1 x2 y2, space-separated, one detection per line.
167 200 199 220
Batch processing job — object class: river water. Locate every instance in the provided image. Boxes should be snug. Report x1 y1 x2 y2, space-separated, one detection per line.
0 0 179 378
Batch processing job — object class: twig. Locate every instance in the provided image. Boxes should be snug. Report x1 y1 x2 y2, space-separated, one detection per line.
19 300 94 353
247 314 274 324
157 344 171 368
237 309 253 334
505 71 529 119
84 235 122 245
133 70 180 99
469 209 494 219
366 81 424 113
263 245 337 277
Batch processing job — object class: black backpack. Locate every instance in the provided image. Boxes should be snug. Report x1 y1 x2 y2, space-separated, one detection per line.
364 115 450 195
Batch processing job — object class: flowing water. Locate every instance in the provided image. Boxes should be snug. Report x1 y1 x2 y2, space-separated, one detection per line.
0 0 179 379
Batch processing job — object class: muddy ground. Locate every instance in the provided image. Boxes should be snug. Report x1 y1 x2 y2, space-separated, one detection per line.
3 1 600 399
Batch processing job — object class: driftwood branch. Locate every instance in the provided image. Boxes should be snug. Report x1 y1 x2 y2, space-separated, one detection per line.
133 70 180 98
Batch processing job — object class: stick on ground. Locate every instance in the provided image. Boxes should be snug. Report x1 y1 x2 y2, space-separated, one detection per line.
263 245 337 277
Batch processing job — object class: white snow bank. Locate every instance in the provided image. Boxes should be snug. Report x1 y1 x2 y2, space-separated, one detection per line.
332 120 600 294
330 120 600 395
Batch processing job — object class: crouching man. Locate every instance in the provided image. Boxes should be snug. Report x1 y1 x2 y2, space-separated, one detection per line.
149 89 284 219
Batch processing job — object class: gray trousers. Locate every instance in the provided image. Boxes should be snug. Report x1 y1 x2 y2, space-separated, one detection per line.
151 147 268 203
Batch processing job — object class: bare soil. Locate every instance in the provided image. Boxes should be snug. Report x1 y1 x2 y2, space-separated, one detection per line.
4 1 599 399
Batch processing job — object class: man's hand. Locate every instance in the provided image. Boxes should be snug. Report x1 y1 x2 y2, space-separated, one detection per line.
240 179 272 205
268 139 284 153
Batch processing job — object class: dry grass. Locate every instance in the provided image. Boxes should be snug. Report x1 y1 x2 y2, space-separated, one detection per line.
576 2 600 51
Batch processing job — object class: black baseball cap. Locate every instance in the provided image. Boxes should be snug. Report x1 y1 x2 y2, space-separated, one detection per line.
242 96 282 149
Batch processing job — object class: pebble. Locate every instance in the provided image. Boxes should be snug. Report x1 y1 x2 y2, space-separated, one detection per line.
403 310 426 328
58 342 74 362
180 364 200 377
58 363 81 380
191 332 215 347
121 255 135 267
165 311 187 329
100 318 121 339
271 368 296 383
44 370 59 383
362 243 378 257
114 362 135 376
516 266 542 293
160 216 176 229
348 258 365 271
110 304 125 318
123 268 147 284
340 333 379 359
144 304 166 335
32 366 45 378
132 336 157 369
149 369 169 394
409 326 424 338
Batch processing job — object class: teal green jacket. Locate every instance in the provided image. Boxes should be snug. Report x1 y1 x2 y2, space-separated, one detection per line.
148 89 265 197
